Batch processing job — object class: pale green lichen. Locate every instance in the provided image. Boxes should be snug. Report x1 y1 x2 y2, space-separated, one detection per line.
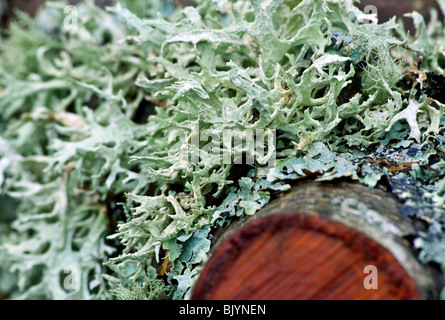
0 0 445 300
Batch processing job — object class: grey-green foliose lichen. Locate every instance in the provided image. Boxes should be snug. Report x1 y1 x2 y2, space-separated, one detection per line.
0 0 445 300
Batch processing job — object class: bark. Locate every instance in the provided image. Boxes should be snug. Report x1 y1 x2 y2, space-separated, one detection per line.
192 181 443 300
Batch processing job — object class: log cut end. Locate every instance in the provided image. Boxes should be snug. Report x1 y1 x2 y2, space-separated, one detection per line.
191 213 422 300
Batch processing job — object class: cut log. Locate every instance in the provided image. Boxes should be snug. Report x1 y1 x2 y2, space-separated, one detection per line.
191 181 443 300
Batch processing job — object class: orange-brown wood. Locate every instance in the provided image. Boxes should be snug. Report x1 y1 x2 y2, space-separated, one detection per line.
192 213 422 300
